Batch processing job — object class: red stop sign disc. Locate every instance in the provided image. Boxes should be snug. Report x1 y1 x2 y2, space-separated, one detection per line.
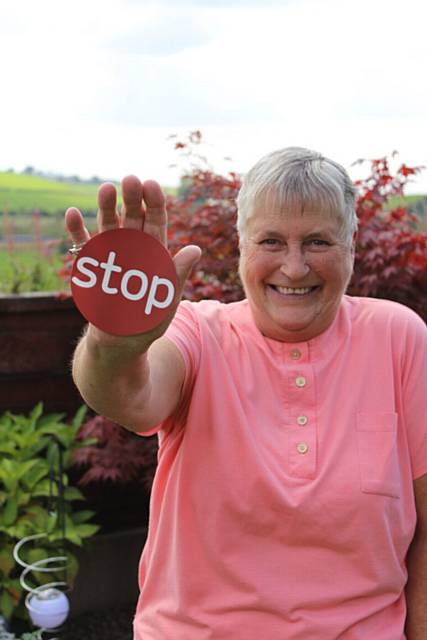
71 228 177 336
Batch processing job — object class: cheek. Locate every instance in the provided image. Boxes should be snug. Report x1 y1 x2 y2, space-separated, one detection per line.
242 255 272 285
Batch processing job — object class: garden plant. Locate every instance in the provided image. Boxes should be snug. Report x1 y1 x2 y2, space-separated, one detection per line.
0 404 99 626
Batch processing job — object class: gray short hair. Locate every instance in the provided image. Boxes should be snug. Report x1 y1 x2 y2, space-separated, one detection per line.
236 147 358 245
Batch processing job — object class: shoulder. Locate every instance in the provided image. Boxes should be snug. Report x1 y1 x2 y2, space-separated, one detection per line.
345 295 426 338
174 298 251 336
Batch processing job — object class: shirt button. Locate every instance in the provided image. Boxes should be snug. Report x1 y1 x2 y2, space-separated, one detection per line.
290 349 301 360
295 376 306 388
297 443 309 454
297 415 308 426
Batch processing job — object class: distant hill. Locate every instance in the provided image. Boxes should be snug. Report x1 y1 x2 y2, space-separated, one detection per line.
0 170 425 226
0 170 176 216
0 171 104 216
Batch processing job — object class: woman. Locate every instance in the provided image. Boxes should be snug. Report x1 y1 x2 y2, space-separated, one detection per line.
66 147 427 639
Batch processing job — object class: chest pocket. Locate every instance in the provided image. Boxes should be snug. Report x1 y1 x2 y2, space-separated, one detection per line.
356 412 400 499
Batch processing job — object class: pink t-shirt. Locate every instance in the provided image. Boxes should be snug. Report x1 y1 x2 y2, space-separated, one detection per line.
134 295 427 640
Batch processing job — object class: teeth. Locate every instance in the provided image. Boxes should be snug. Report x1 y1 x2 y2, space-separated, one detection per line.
275 286 313 295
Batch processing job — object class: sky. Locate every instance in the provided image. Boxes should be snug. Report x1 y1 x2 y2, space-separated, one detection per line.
1 0 426 193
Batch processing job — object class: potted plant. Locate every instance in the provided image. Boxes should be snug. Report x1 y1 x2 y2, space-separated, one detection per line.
0 404 99 630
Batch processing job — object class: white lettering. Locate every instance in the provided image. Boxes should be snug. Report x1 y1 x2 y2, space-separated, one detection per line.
100 251 122 294
72 251 175 316
121 269 149 301
72 256 99 288
145 275 175 315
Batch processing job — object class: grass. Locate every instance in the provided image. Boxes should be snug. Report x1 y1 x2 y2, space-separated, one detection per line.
0 172 104 215
0 171 176 216
0 247 66 294
1 212 97 240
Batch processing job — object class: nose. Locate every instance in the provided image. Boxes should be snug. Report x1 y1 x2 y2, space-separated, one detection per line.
279 247 310 280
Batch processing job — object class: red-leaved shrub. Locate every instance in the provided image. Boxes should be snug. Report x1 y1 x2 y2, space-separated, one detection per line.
72 415 157 490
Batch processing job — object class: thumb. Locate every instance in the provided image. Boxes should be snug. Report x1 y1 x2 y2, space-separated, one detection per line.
173 245 202 293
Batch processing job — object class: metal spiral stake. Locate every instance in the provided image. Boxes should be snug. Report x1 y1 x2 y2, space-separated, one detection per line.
12 437 70 636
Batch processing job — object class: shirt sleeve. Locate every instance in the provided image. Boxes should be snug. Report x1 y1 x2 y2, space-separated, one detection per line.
400 310 427 479
138 301 202 437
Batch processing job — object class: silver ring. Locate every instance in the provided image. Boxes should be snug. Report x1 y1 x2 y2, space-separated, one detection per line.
68 242 85 256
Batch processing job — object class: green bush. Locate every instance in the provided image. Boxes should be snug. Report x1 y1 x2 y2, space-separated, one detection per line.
0 251 65 295
0 405 99 623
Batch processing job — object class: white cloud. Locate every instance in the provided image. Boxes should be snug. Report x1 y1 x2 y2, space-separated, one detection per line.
103 6 212 56
0 0 426 193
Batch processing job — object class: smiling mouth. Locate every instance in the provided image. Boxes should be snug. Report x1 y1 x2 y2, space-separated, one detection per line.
269 285 320 296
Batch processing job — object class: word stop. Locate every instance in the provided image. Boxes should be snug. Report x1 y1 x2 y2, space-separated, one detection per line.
72 251 175 315
70 228 178 336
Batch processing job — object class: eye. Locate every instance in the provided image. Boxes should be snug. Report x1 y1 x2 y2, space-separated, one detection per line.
260 238 281 246
307 238 331 248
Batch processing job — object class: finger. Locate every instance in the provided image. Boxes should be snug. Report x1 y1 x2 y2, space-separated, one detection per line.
141 180 168 246
97 182 120 232
121 175 145 230
64 207 91 246
173 245 202 298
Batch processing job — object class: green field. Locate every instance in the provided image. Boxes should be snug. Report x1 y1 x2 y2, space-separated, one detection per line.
0 171 177 216
0 171 106 215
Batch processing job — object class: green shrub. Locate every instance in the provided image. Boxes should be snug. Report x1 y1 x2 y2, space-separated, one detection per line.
0 405 99 622
0 251 65 295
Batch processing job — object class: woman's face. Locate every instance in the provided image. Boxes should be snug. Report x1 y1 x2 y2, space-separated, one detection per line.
239 202 355 342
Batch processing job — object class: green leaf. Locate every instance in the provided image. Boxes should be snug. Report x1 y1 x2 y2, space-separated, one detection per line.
2 497 18 526
46 512 58 534
26 547 49 567
3 522 32 538
0 545 14 577
21 461 49 490
37 412 66 429
75 523 99 539
59 515 82 546
71 405 88 434
29 403 44 427
0 588 15 619
0 443 16 455
16 490 31 507
60 528 82 546
63 486 84 501
31 479 54 498
65 551 79 587
71 509 96 524
1 459 38 484
26 547 51 586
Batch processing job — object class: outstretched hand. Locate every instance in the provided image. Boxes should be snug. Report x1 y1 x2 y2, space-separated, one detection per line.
65 176 201 347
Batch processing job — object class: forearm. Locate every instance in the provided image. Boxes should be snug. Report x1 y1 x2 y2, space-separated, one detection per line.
405 528 427 639
72 326 152 430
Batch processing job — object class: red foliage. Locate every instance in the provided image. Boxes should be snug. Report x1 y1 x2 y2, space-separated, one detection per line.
167 167 242 302
72 415 157 489
348 155 427 320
